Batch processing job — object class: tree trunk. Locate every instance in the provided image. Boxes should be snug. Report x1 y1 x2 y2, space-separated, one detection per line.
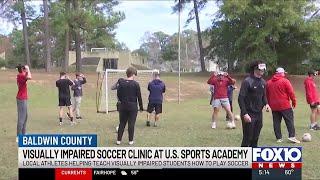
73 0 81 72
63 0 70 72
20 0 31 67
193 0 206 72
64 29 70 72
43 0 51 72
74 30 81 72
227 58 232 73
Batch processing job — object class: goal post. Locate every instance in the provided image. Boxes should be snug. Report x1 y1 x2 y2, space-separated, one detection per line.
96 69 160 114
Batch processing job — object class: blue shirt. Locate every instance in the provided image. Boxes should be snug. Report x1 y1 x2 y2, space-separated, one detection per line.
72 77 86 97
148 79 166 104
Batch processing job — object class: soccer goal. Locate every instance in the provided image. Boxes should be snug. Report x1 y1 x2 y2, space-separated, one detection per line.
96 69 160 114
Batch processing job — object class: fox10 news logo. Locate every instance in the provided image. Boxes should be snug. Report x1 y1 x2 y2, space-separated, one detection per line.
252 147 302 179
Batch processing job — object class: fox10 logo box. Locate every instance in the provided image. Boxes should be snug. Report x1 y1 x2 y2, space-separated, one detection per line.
252 147 302 180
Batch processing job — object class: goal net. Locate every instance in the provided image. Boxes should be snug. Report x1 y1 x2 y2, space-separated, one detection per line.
96 69 160 113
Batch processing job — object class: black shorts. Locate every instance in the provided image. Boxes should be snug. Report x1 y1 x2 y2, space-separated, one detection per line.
310 103 320 109
59 97 72 107
147 103 162 114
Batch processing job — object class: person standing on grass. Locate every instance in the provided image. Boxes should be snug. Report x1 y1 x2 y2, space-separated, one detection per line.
111 78 124 132
226 85 236 121
207 71 236 129
304 70 320 130
208 71 217 106
16 64 32 142
238 60 270 147
56 72 75 125
116 67 143 145
71 73 86 120
146 72 166 127
266 67 300 143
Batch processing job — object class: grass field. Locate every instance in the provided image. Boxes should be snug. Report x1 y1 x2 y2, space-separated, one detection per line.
0 70 319 179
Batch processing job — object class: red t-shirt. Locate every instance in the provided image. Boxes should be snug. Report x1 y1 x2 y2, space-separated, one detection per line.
207 75 234 99
17 72 28 100
304 76 320 104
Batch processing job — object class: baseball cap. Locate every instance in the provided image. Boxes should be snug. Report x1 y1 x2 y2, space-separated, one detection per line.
276 67 286 74
308 70 318 76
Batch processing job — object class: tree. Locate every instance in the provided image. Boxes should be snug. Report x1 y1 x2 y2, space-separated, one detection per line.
135 30 202 71
139 31 162 65
71 0 81 72
206 0 320 73
0 0 38 67
173 0 208 72
64 0 70 71
43 0 51 72
69 0 124 72
204 19 241 72
6 29 25 68
49 0 71 70
115 41 129 51
1 0 125 70
50 0 124 71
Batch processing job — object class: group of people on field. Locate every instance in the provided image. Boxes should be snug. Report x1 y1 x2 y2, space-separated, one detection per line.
208 60 320 147
16 65 86 142
111 67 166 145
16 61 319 147
15 65 166 146
55 71 87 125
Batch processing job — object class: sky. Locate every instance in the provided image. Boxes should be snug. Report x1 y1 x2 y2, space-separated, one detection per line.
0 0 218 51
114 0 218 50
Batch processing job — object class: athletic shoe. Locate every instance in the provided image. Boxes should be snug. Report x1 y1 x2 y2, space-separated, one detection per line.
129 141 134 145
59 121 63 126
146 121 150 127
76 116 82 119
70 121 76 126
226 121 233 129
116 141 121 145
288 137 301 143
276 139 283 143
154 122 158 127
211 122 216 129
310 124 320 130
231 121 236 129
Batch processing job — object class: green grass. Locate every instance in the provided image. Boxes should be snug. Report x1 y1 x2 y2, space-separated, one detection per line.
0 71 319 179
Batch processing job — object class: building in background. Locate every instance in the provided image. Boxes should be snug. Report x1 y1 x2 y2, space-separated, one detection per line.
68 49 148 71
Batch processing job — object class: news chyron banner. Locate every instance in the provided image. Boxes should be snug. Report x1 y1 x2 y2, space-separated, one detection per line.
18 134 302 179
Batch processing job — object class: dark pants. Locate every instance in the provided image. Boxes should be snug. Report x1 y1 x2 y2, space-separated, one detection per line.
241 112 263 147
226 100 233 121
17 99 28 136
117 110 138 141
272 108 295 139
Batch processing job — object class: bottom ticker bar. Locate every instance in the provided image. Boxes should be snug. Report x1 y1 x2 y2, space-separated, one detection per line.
19 168 252 179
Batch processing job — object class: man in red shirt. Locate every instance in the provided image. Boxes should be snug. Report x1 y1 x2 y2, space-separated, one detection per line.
207 71 236 129
266 67 300 143
16 64 32 141
304 70 320 130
